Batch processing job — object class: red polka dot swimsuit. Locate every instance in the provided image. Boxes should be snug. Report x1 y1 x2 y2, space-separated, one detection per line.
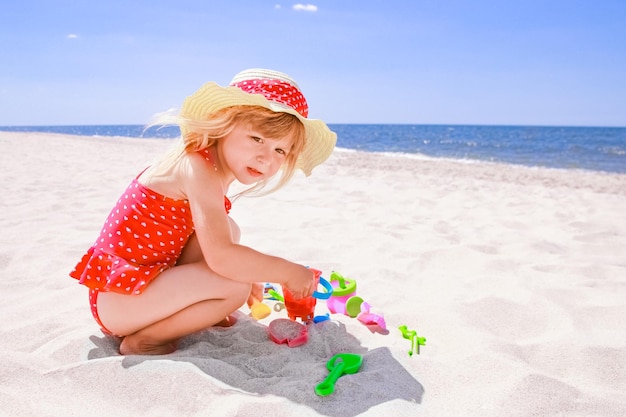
70 149 231 334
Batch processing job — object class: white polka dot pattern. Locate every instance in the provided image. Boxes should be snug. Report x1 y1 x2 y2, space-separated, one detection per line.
70 150 231 295
231 78 309 118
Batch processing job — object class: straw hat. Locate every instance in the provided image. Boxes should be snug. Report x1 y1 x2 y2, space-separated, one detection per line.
181 68 337 176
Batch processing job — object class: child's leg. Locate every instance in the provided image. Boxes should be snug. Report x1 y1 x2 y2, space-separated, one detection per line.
96 261 251 355
97 217 245 355
120 298 242 355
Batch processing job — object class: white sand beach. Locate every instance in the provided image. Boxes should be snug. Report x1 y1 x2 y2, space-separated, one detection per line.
1 131 625 417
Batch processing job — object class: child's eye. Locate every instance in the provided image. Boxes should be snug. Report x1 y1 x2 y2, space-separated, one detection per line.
275 148 286 155
252 136 263 143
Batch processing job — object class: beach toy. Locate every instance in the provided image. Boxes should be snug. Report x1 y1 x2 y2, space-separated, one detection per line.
263 283 281 300
313 313 330 323
345 296 364 318
268 318 308 347
315 353 363 396
249 296 271 320
326 271 357 315
268 289 284 303
282 268 333 323
266 289 286 312
398 325 426 356
356 301 387 330
326 271 387 330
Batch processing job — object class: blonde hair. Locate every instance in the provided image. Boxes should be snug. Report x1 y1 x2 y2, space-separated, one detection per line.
150 105 306 197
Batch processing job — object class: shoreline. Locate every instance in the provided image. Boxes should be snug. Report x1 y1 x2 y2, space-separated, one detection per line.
3 129 625 177
3 130 626 183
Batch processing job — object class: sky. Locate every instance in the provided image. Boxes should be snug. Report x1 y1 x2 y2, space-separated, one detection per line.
1 0 625 127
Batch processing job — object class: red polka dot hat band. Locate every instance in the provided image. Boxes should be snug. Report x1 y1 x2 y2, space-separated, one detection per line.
229 70 309 118
180 68 336 176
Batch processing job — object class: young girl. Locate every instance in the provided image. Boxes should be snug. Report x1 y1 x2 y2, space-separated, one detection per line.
70 68 337 355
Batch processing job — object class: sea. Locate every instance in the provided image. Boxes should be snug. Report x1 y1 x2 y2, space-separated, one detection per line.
1 124 625 174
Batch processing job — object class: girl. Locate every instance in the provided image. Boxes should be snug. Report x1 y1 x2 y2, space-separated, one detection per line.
70 68 337 355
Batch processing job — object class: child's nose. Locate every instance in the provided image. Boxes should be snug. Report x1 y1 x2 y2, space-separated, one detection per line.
256 147 272 163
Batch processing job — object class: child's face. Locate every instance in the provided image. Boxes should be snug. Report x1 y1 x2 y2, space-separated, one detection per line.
220 123 294 185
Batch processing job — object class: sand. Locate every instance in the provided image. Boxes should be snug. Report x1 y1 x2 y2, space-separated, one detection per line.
1 131 625 416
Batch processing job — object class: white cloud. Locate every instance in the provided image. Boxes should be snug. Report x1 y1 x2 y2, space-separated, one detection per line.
293 4 318 12
66 34 79 39
274 4 282 9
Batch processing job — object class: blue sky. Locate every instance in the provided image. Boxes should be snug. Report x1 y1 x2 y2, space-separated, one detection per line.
1 0 625 126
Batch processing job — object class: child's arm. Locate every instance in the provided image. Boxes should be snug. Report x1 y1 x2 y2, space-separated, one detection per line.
180 152 314 299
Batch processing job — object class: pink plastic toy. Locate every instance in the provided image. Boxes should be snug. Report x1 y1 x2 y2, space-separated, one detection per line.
357 302 387 330
268 318 308 347
326 271 386 330
326 271 358 315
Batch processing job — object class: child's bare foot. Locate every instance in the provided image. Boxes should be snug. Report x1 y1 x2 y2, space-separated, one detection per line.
119 334 177 356
214 314 238 327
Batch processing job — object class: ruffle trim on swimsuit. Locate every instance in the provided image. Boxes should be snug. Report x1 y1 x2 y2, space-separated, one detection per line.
70 247 170 295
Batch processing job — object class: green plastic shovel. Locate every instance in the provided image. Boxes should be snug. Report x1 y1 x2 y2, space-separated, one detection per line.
315 353 363 396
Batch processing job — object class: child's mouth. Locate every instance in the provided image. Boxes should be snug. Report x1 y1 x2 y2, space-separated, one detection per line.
247 167 263 177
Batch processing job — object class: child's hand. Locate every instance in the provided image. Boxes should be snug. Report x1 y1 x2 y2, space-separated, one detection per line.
283 268 316 300
246 282 265 307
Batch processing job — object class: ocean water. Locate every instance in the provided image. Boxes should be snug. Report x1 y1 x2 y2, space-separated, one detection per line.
1 124 625 174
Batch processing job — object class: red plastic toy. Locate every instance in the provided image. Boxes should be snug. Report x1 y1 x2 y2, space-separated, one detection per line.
282 268 332 323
